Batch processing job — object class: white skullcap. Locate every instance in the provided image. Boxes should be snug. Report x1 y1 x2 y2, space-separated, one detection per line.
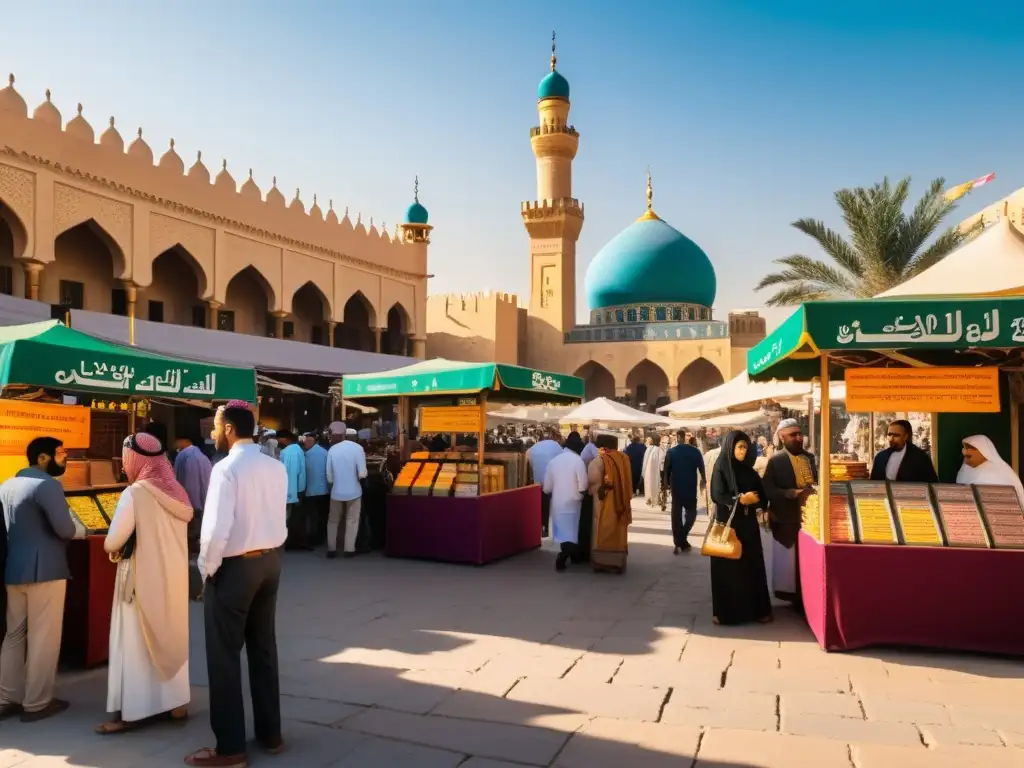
346 428 358 437
329 421 346 435
775 418 800 437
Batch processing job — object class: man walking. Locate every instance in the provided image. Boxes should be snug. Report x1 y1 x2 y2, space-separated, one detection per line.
301 433 330 546
663 429 707 554
624 435 647 497
325 422 367 559
527 428 563 536
0 437 75 722
277 431 308 551
186 404 287 767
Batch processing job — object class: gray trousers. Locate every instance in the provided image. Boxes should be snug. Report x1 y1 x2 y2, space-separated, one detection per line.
1 579 67 712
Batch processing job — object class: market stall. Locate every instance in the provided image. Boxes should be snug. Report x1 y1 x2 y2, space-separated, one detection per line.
343 359 584 565
0 320 256 666
747 297 1024 655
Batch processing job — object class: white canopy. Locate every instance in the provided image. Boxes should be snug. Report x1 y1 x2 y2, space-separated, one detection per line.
879 216 1024 298
658 372 814 416
560 397 669 428
486 404 574 426
669 410 770 429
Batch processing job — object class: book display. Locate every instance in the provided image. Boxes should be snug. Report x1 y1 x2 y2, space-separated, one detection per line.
975 485 1024 549
849 481 898 544
827 482 856 543
932 483 990 548
890 483 944 546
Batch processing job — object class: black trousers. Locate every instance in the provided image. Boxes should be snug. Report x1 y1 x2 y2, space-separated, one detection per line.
541 492 551 534
204 549 282 756
285 501 310 550
304 495 330 546
671 494 698 547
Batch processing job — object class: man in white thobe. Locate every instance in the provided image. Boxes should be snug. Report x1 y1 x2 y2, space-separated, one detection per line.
543 447 588 572
642 436 666 507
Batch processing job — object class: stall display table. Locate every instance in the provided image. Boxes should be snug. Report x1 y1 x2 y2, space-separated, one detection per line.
799 531 1024 655
61 535 116 667
386 485 541 565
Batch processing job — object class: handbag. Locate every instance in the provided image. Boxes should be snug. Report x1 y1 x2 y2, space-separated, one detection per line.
701 498 743 560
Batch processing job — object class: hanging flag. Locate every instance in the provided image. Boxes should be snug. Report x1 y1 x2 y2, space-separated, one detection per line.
944 173 996 202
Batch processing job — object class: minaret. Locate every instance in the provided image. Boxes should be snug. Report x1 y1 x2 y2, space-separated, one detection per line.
523 32 584 352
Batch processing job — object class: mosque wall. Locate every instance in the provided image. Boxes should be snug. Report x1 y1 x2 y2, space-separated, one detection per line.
425 291 520 364
0 77 428 355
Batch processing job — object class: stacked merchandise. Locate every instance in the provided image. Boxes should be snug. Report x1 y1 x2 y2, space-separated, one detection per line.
830 460 868 481
412 463 440 495
393 462 423 495
433 464 458 496
454 462 480 497
481 464 506 494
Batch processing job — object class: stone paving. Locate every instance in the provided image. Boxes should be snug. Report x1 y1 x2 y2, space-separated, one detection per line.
1 500 1022 767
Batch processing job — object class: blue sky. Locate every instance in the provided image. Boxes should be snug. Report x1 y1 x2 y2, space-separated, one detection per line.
5 1 1023 328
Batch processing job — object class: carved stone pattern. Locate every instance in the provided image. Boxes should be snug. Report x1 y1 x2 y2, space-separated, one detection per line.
53 182 133 258
0 162 35 229
4 148 425 282
150 212 215 266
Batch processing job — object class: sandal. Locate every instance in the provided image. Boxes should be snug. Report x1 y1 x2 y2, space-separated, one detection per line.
184 747 248 767
96 719 141 735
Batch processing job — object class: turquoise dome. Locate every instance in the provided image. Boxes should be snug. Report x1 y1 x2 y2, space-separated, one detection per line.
585 216 717 311
538 70 570 100
404 200 428 225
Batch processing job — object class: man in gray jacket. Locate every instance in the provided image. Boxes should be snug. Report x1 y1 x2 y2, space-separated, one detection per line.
0 437 75 722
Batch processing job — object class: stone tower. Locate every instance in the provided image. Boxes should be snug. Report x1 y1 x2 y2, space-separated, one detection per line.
522 33 584 366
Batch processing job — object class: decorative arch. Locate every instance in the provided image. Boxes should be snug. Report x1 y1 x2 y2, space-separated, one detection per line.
625 359 670 412
382 302 411 356
54 219 127 279
223 266 274 336
218 262 278 311
574 361 616 402
336 284 380 328
677 357 726 400
142 246 206 325
147 214 215 299
0 200 29 261
53 184 132 278
335 291 376 351
291 281 331 344
45 220 126 311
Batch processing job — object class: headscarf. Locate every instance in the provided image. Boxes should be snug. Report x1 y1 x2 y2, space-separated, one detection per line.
957 435 1024 505
714 430 755 498
122 432 191 508
565 431 584 455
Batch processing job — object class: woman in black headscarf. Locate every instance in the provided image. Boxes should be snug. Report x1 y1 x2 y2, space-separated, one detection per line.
564 432 591 562
709 430 772 626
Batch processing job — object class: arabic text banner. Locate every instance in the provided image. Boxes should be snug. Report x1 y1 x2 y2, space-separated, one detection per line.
420 405 485 434
845 368 1000 414
0 401 91 455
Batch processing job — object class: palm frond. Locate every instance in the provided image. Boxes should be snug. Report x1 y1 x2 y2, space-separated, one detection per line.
761 283 833 307
771 255 859 295
902 226 965 278
789 219 864 278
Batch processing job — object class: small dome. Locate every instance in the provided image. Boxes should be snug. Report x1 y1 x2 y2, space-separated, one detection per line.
188 151 210 183
32 90 61 127
127 128 153 164
325 200 339 225
0 74 27 117
404 201 428 225
65 104 95 143
538 70 570 101
289 188 305 213
265 177 285 207
240 169 261 200
309 194 323 220
158 138 184 174
100 117 124 152
214 159 236 190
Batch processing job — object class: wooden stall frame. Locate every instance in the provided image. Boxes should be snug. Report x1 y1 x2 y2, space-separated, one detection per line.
819 355 832 545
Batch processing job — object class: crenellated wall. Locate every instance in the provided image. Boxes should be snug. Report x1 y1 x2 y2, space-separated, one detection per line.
0 75 428 351
425 291 521 364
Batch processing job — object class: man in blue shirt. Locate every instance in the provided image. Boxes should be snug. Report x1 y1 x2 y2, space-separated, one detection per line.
664 429 707 554
301 433 330 546
277 431 308 551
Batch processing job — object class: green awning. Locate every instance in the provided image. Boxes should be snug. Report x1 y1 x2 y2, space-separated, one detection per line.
0 320 257 402
748 297 1024 381
342 359 585 400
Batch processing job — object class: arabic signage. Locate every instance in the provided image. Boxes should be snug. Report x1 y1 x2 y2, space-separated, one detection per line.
0 401 90 456
344 362 584 400
845 368 1000 413
52 361 222 398
419 405 484 435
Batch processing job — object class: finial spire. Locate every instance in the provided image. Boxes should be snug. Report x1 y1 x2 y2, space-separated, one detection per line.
45 88 51 102
637 167 660 222
413 175 420 203
550 31 557 71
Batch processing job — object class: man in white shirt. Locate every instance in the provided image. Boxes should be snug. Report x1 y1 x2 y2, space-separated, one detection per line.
527 429 564 537
325 423 367 559
188 404 287 767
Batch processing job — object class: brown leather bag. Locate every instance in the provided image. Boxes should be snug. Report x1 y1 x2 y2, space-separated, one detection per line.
701 499 743 560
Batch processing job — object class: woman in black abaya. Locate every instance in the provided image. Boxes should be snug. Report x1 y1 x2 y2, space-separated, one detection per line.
709 430 773 625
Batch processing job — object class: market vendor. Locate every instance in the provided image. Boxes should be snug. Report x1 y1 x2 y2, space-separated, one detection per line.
958 435 1024 505
869 419 937 483
761 419 816 606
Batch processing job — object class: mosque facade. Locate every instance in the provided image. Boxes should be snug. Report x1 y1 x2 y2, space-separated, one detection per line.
0 75 430 358
426 43 767 410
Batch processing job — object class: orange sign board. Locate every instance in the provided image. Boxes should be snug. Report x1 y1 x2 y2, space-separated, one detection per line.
0 401 91 455
419 405 484 434
845 368 1000 413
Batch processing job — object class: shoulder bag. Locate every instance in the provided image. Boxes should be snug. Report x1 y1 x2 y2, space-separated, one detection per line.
701 498 743 560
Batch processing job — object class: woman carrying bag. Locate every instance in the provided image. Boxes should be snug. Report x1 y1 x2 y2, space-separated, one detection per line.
705 430 773 626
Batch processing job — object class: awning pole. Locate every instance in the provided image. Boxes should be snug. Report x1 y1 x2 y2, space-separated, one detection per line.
478 394 487 496
819 354 831 545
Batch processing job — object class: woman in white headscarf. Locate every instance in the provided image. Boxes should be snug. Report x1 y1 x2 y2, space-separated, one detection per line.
957 435 1024 505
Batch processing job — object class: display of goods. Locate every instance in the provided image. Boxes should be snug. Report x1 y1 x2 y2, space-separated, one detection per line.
976 485 1024 549
411 463 440 495
830 461 868 481
67 495 109 532
802 493 820 541
828 485 855 543
454 482 479 497
432 465 458 496
410 451 430 459
890 483 942 546
457 463 476 472
94 491 123 518
393 462 423 494
933 483 989 547
849 482 897 544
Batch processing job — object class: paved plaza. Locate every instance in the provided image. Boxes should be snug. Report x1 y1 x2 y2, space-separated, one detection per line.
1 501 1022 767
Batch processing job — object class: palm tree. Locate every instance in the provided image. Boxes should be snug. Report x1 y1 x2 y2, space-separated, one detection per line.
756 177 971 306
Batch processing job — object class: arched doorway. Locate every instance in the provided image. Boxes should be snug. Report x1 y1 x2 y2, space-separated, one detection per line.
625 359 669 412
382 303 410 356
573 361 616 402
223 266 273 336
0 201 28 297
46 220 125 311
292 282 331 344
143 246 205 325
335 292 375 351
677 358 725 400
